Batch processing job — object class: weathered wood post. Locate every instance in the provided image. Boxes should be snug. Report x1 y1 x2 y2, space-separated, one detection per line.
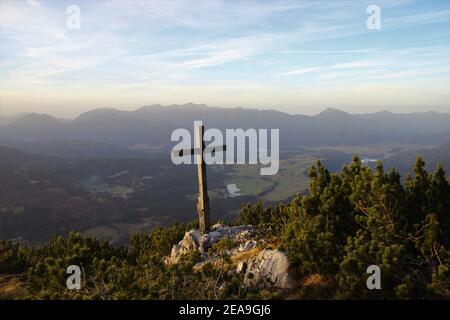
172 123 225 235
195 124 210 234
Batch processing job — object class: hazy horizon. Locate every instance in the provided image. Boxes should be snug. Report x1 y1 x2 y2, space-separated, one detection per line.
2 103 450 120
1 0 449 118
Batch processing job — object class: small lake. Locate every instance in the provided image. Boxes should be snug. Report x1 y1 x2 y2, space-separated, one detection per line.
361 158 379 165
226 184 242 197
83 175 109 192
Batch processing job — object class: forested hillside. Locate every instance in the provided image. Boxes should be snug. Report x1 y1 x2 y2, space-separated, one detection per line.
0 157 448 299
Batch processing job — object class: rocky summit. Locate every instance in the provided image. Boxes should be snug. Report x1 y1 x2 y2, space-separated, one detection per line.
167 224 294 289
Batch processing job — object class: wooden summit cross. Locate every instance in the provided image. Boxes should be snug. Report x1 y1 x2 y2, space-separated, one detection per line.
172 124 226 234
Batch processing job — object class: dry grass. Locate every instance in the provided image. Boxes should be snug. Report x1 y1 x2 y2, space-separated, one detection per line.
302 274 329 287
0 275 27 300
264 240 282 250
231 247 262 265
286 274 335 299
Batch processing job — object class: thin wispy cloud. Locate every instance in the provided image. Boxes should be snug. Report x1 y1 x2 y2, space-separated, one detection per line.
280 67 322 76
333 60 386 69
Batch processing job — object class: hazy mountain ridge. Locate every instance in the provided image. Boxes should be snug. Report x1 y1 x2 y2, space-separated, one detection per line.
0 104 449 151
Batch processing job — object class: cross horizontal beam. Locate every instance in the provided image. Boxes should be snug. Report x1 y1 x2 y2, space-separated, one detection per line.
172 145 227 157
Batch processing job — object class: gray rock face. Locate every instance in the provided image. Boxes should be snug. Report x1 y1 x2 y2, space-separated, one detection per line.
238 240 257 252
168 225 257 264
169 230 202 263
167 225 294 289
244 248 293 289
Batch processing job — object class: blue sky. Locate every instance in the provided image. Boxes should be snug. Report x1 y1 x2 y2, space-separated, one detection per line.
0 0 449 117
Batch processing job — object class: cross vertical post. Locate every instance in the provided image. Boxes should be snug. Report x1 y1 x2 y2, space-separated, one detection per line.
172 123 226 235
195 124 210 234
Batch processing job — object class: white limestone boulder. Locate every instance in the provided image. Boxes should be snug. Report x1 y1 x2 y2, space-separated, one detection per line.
244 248 294 289
168 229 202 263
168 225 257 263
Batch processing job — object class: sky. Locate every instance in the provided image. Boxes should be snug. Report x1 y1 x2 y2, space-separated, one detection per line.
0 0 449 118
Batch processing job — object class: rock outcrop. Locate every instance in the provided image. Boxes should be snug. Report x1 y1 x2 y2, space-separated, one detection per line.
168 224 258 264
167 224 294 289
243 248 293 289
168 229 202 263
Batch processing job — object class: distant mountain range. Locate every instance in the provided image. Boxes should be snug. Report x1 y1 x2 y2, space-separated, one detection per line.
1 104 449 154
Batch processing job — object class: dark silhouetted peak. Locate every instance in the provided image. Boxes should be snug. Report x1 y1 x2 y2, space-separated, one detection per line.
10 113 61 126
374 110 393 115
75 108 128 122
134 103 209 115
134 104 163 113
316 108 352 118
175 103 209 110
